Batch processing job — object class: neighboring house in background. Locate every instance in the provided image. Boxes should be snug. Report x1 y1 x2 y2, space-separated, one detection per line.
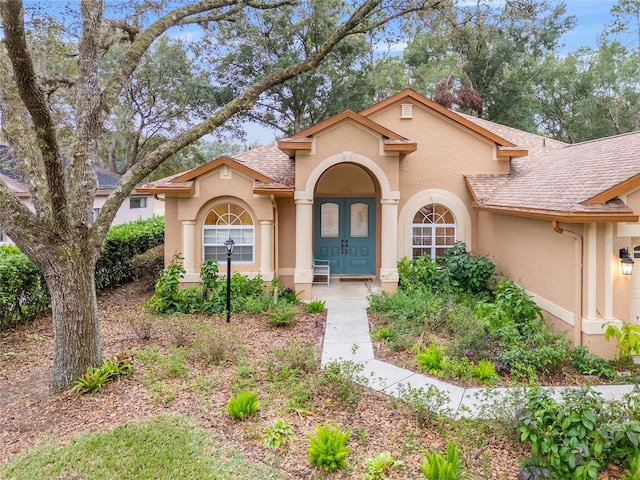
138 89 640 359
0 146 155 244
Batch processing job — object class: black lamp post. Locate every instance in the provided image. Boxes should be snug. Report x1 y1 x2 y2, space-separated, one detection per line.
224 236 235 323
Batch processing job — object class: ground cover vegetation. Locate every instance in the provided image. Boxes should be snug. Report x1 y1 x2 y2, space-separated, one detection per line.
369 242 640 387
2 249 640 478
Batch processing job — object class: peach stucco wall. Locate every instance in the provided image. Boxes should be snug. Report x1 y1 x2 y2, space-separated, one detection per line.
477 212 577 313
163 167 274 277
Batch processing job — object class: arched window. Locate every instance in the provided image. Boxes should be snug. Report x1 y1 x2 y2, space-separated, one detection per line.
412 204 456 259
203 203 254 262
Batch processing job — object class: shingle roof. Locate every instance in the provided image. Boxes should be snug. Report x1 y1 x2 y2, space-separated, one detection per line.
231 144 294 187
465 125 640 218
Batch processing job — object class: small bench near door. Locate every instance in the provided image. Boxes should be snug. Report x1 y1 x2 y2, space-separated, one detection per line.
312 258 330 286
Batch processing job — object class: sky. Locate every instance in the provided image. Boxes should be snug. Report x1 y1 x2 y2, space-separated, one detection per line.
562 0 620 51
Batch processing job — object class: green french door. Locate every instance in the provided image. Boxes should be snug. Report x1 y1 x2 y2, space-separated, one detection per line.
314 198 375 275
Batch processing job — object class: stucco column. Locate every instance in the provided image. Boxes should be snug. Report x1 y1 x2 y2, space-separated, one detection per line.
182 220 196 275
603 223 614 320
259 220 274 281
380 198 399 285
586 222 598 321
294 197 314 287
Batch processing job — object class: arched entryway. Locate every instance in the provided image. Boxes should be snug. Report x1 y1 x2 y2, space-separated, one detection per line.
314 164 377 274
293 151 400 294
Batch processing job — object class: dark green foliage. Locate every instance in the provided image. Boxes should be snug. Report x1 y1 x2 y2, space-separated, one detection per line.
307 423 350 472
434 242 495 295
95 216 165 289
570 346 616 381
478 279 569 381
518 387 640 480
420 443 461 480
0 245 49 331
0 217 164 333
396 242 495 297
148 256 275 316
146 255 186 314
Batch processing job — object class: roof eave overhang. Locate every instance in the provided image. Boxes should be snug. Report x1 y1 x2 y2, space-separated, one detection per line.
383 141 418 153
472 202 639 223
135 183 195 195
584 172 640 204
496 148 528 159
277 139 312 157
253 187 294 196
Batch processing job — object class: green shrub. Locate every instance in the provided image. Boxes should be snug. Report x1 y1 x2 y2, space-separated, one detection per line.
306 299 326 313
0 244 49 331
262 418 295 450
322 355 368 404
518 387 640 480
307 423 350 472
272 339 319 374
267 302 299 327
434 242 495 295
476 279 542 333
420 443 461 480
416 344 444 374
570 346 615 380
397 383 452 425
146 254 186 314
604 322 640 360
95 215 165 289
227 390 260 420
623 451 640 480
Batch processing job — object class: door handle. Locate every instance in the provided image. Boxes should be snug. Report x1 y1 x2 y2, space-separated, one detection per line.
344 239 348 254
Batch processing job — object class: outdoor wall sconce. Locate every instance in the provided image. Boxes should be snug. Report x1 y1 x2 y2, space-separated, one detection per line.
224 236 235 323
620 248 634 275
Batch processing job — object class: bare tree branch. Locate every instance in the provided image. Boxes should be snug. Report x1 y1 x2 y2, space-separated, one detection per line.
93 0 388 240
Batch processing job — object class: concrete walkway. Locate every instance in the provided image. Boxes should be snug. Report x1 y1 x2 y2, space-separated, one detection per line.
311 279 637 419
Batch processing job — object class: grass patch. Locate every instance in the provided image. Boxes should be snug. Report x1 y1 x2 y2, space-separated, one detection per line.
0 415 286 480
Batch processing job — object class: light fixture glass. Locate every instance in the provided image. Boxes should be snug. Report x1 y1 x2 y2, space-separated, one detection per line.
224 236 235 254
620 248 634 275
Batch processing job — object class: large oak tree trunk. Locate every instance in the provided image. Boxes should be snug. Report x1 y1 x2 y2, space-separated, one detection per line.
42 247 102 391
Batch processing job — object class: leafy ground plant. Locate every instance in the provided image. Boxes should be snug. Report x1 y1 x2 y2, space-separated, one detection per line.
363 451 402 480
420 443 461 480
397 383 452 425
306 299 326 313
71 352 134 395
262 418 295 450
227 390 260 420
307 423 350 472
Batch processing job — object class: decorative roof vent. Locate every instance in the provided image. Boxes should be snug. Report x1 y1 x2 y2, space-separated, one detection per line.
400 103 413 119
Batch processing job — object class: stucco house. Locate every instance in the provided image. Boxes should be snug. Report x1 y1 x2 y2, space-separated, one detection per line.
139 89 640 358
0 146 156 244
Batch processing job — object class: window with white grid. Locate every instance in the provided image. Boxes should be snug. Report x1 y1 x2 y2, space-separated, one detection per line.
411 204 456 259
203 203 254 263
